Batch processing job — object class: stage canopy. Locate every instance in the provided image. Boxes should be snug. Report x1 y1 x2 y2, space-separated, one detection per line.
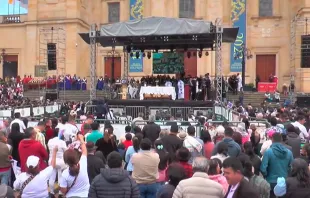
79 17 238 51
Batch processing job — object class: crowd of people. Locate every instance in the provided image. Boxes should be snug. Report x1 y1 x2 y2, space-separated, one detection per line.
0 101 310 198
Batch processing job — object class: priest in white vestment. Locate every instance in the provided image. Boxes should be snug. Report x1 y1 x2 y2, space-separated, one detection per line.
237 73 242 91
177 79 185 99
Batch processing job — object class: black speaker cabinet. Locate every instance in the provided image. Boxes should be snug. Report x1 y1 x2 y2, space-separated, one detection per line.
296 96 310 107
45 92 58 101
47 43 57 70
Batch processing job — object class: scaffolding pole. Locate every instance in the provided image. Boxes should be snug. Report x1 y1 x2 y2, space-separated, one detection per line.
123 49 129 78
38 26 66 100
89 24 97 102
215 18 223 103
289 16 297 102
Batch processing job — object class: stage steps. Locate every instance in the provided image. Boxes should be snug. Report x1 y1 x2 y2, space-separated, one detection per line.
226 92 289 107
24 90 113 101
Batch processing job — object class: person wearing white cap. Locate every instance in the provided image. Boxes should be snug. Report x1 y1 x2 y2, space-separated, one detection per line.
13 146 57 198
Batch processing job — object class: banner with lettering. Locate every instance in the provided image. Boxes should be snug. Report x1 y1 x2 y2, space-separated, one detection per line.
129 0 144 72
230 0 247 72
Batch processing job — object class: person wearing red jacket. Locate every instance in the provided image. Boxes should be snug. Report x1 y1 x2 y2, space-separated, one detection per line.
18 127 48 172
45 119 54 143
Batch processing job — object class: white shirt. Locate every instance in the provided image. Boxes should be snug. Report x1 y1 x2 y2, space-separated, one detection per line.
47 137 67 169
227 183 239 198
292 121 309 139
59 155 90 197
13 166 54 198
10 119 26 133
260 140 272 156
62 123 79 142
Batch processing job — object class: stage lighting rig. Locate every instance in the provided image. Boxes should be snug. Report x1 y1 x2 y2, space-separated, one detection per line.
198 51 202 58
143 52 146 57
205 51 209 56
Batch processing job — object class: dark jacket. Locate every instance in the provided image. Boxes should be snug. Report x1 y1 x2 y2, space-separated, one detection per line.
87 154 105 184
286 132 301 158
212 137 241 157
224 178 259 198
282 177 310 198
88 168 140 198
142 122 161 144
8 131 24 163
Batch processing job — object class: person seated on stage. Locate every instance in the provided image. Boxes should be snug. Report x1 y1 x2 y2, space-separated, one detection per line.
264 91 272 102
273 90 280 103
128 81 138 99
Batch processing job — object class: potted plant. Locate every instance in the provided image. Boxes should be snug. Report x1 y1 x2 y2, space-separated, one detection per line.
243 83 254 91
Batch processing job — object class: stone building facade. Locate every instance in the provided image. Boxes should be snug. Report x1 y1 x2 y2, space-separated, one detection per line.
0 0 309 91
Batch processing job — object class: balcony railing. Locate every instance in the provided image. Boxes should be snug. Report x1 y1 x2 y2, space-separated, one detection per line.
2 15 21 24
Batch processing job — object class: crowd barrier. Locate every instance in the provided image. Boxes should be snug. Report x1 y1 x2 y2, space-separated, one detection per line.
0 104 61 118
214 106 242 122
132 120 204 137
86 105 213 120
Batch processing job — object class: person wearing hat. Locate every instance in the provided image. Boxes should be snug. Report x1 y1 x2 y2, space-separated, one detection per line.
161 123 183 161
176 147 193 178
14 147 57 198
86 142 105 184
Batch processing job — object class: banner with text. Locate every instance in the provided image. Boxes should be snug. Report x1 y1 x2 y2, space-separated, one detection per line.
129 0 144 72
230 0 247 72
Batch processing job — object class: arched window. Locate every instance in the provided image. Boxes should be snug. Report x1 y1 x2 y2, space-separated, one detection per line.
179 0 195 18
0 0 28 15
259 0 273 17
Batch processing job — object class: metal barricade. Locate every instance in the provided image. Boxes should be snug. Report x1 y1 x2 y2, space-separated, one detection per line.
0 104 61 118
125 106 146 120
132 120 203 137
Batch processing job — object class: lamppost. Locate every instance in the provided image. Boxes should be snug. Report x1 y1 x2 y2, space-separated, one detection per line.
234 44 253 88
0 49 6 64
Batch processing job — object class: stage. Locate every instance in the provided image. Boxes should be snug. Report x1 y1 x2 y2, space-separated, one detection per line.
107 99 214 107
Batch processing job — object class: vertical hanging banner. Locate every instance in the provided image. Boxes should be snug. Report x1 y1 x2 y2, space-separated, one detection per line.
129 0 144 72
230 0 247 72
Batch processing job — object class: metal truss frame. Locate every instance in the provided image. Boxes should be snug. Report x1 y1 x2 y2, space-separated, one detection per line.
290 16 297 102
123 49 129 78
89 24 98 102
38 26 66 100
215 18 223 103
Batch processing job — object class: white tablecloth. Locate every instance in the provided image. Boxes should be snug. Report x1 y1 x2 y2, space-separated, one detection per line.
140 86 176 100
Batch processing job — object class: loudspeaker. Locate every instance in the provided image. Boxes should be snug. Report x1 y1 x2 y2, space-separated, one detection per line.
47 43 57 70
45 92 58 101
296 96 310 107
301 35 310 68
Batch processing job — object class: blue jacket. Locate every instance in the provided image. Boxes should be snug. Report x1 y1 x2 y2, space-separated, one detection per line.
212 137 241 157
260 143 293 184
